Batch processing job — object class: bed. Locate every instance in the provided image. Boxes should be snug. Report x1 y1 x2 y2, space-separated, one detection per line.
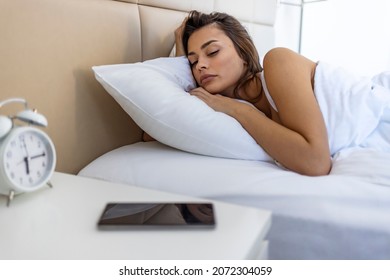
2 0 389 260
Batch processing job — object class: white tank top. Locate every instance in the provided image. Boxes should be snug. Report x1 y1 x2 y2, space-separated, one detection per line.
260 71 278 112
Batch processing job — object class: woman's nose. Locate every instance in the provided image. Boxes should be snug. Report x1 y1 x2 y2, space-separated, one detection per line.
196 57 208 71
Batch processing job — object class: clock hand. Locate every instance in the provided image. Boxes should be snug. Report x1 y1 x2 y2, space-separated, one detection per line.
30 152 46 160
17 156 31 175
24 157 30 175
21 138 30 157
18 152 45 175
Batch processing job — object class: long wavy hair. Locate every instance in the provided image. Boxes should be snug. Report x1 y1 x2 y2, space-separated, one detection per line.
182 10 262 101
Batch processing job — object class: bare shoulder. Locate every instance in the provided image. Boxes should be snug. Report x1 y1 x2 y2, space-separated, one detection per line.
262 48 316 95
263 47 315 73
260 47 320 128
263 47 294 63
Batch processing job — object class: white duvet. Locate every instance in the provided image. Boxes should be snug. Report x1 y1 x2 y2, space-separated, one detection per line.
314 62 390 154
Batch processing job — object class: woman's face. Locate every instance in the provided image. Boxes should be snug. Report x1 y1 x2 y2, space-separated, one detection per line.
187 24 245 97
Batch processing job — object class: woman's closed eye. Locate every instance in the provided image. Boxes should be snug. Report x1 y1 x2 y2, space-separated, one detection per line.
208 50 219 56
189 50 219 68
190 60 198 67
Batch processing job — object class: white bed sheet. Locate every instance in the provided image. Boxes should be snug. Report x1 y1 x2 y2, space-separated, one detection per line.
79 142 390 259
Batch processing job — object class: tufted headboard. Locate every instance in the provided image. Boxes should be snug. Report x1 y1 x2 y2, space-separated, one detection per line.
0 0 278 174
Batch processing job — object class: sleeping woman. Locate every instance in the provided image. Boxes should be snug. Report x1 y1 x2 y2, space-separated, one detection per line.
169 10 390 176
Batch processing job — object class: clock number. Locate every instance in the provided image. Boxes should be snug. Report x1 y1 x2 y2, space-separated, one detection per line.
18 135 25 148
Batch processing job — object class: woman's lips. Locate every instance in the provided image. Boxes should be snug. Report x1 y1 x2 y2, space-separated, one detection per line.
200 74 217 85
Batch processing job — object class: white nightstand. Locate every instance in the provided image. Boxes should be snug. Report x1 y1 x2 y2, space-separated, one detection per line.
0 172 271 260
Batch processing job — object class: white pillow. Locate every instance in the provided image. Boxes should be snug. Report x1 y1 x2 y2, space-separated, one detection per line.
92 56 272 161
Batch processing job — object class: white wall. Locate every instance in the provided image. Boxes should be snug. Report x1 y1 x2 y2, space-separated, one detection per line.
275 0 390 76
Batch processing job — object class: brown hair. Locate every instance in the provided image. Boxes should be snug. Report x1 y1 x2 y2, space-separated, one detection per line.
182 10 262 101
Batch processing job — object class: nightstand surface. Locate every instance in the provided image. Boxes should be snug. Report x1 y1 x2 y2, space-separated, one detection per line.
0 172 271 260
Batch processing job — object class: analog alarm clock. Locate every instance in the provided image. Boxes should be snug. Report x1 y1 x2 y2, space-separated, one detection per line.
0 98 56 205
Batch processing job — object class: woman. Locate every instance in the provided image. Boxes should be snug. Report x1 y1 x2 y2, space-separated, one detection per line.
175 11 331 176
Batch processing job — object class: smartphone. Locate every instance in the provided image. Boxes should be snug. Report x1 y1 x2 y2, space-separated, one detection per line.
97 202 216 228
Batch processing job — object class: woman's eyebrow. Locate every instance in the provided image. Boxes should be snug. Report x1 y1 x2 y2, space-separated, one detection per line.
188 39 218 56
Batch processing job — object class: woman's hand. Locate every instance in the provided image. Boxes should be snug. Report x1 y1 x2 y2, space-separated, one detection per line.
190 87 249 117
174 17 187 57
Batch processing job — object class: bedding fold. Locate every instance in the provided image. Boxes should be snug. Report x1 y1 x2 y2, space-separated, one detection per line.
314 62 390 155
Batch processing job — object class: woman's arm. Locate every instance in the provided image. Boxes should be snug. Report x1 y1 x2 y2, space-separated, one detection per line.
174 18 187 57
191 48 331 176
260 48 331 175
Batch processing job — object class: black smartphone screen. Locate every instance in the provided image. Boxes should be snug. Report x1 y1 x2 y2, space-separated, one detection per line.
97 203 215 228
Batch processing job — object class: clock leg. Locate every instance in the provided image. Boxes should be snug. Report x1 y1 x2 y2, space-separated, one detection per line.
6 190 15 207
47 181 53 188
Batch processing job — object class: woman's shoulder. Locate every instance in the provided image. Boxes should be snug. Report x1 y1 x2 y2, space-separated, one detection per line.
263 47 296 63
265 47 295 55
263 47 313 67
263 47 316 79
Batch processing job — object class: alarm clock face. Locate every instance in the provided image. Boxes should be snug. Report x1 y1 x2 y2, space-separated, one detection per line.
2 127 56 192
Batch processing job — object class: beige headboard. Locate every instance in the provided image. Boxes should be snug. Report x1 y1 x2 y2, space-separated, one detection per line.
0 0 278 174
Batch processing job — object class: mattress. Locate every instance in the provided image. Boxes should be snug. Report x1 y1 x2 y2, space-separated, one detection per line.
79 141 390 259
